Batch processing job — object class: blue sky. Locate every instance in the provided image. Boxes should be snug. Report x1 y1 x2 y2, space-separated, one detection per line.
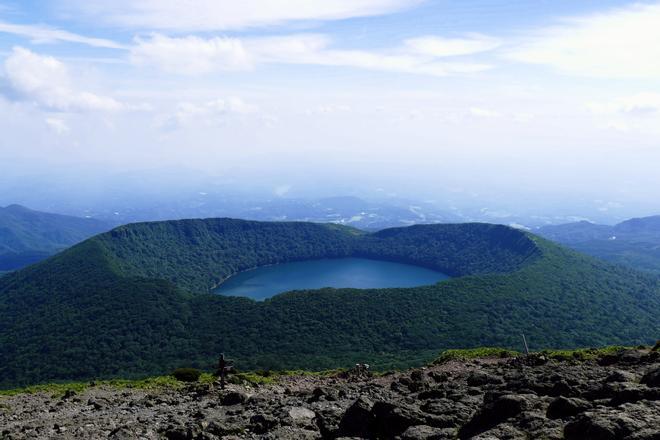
1 1 660 218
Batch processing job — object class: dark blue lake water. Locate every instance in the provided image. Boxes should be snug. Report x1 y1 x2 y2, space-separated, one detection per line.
214 257 449 300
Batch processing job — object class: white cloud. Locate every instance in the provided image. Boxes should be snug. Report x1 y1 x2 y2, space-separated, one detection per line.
508 3 660 78
61 0 423 31
161 97 258 129
586 92 660 135
45 117 70 134
469 107 501 118
512 112 534 123
274 184 292 197
131 33 494 77
131 34 252 75
0 22 125 49
404 34 501 57
300 48 492 76
509 223 531 231
587 93 660 116
306 104 352 115
604 120 631 133
3 47 123 112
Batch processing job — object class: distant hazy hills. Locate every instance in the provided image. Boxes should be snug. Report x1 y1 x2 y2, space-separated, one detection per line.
537 215 660 273
0 205 110 272
1 219 657 387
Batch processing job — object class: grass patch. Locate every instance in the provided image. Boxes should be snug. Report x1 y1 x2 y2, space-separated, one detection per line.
0 375 185 398
433 345 637 365
229 372 277 386
228 368 347 386
0 344 645 396
434 347 520 364
539 345 631 361
278 369 346 378
0 368 349 397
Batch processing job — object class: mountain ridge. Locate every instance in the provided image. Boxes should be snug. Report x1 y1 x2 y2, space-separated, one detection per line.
0 204 110 272
93 219 539 293
537 214 660 273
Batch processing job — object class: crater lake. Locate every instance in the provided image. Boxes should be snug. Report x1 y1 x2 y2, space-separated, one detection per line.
214 257 449 300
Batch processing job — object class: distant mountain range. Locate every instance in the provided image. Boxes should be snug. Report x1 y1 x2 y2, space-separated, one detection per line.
5 201 660 278
0 204 110 273
93 194 464 231
0 198 459 274
1 218 657 387
536 215 660 273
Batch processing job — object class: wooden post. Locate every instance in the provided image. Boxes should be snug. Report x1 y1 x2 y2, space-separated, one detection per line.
217 353 234 389
522 334 530 355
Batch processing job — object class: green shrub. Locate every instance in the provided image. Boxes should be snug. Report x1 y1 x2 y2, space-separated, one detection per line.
540 346 629 362
171 368 202 382
652 341 660 352
229 372 276 385
434 347 519 364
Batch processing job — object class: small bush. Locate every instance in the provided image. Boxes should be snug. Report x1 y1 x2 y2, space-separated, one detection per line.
230 372 275 385
540 346 629 362
171 368 202 382
434 347 519 364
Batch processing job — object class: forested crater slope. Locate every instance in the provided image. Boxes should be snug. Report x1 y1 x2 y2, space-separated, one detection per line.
0 219 658 388
93 219 540 293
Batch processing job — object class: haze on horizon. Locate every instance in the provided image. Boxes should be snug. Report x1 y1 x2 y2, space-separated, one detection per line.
1 1 660 223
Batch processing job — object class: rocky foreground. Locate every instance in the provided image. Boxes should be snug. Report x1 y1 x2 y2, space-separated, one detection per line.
1 348 659 439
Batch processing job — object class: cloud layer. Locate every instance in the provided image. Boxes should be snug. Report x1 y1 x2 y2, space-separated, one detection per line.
0 22 126 49
161 98 259 130
130 33 495 76
2 0 660 218
61 0 423 31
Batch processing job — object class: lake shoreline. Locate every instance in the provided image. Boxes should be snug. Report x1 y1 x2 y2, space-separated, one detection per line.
213 257 450 301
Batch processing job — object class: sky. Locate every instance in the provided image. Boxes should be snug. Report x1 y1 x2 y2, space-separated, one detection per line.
1 1 660 220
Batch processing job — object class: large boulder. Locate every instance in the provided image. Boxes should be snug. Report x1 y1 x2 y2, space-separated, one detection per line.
249 414 278 434
546 396 591 419
287 407 317 429
605 370 637 383
370 401 428 438
221 391 247 406
467 371 503 387
337 396 374 438
458 394 530 439
564 413 619 440
400 425 455 440
315 405 345 439
641 366 660 388
420 398 472 427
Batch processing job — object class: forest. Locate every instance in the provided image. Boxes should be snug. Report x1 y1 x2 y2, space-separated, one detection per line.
0 219 658 388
